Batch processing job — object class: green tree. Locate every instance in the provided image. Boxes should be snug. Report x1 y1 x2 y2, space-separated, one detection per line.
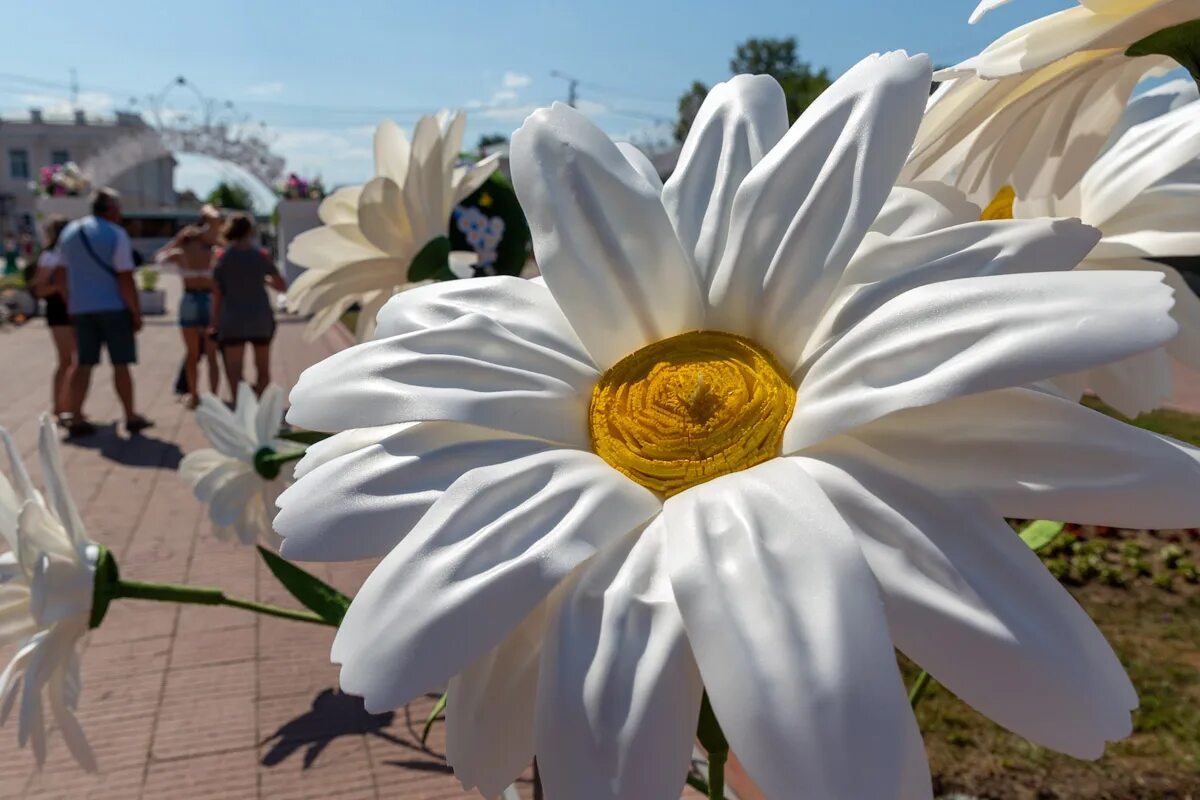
674 37 832 142
206 182 254 212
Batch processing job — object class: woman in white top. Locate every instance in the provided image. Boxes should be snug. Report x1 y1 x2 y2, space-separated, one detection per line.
31 216 72 422
156 204 223 408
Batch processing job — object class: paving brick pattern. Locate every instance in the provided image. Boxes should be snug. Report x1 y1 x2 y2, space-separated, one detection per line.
0 275 538 799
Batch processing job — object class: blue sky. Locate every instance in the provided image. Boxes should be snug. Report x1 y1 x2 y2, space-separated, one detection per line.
0 0 1075 205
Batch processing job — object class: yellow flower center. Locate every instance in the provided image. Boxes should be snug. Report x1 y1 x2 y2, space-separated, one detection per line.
980 185 1016 221
588 331 796 497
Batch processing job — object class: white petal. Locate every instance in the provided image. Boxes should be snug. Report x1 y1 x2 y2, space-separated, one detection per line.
374 119 411 185
663 458 919 800
373 276 596 370
331 450 660 712
1065 346 1174 418
276 423 555 562
357 176 415 257
835 387 1200 529
662 74 788 285
233 382 259 443
37 416 87 553
446 596 551 798
207 471 260 530
1090 167 1200 259
969 0 1011 23
706 51 931 367
451 154 501 206
195 395 255 461
1082 96 1200 227
181 452 241 502
290 425 411 481
287 224 387 273
48 667 95 772
29 550 91 627
254 385 286 447
317 185 364 226
536 521 702 800
510 102 704 369
798 449 1136 758
802 217 1100 371
287 314 597 447
401 116 448 247
616 142 663 191
867 182 980 240
15 501 74 572
785 269 1174 452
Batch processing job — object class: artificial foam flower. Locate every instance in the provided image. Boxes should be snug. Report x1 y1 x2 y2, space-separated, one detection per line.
905 0 1193 203
286 112 500 341
277 52 1200 800
977 78 1200 416
179 384 299 547
0 417 98 771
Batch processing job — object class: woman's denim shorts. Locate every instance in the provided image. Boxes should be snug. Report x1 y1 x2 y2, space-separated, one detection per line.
179 290 211 328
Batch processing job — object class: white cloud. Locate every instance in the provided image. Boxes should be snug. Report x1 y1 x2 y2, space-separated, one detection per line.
503 71 532 89
247 81 285 97
491 89 518 104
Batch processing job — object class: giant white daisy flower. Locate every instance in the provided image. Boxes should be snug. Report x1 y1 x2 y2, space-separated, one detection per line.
975 78 1200 416
277 53 1200 800
0 417 98 771
179 384 300 547
906 0 1194 203
286 113 499 341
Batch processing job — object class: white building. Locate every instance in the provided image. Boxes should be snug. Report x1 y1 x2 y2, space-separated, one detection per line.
0 109 176 236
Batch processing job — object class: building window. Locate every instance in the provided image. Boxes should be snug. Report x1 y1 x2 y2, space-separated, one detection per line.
50 149 69 165
8 149 29 180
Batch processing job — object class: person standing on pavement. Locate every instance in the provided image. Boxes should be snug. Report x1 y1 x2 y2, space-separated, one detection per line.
56 188 153 437
210 213 286 400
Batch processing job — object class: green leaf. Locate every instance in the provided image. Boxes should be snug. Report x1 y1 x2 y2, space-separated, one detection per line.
277 430 331 446
256 546 351 626
420 692 447 746
407 235 452 283
1019 520 1065 553
88 545 121 629
1126 19 1200 85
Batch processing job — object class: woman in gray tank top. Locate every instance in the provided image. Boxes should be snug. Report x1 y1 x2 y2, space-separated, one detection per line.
209 213 287 400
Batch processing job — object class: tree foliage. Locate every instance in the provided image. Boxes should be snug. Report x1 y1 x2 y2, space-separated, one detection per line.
675 37 832 143
205 181 254 212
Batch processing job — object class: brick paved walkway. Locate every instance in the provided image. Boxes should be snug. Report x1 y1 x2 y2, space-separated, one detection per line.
0 275 536 799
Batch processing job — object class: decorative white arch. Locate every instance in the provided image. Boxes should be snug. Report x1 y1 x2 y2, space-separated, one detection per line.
79 120 285 193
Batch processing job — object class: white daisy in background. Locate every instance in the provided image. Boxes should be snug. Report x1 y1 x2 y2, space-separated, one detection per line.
286 112 500 341
0 417 98 771
276 53 1200 799
180 384 300 547
905 0 1194 203
973 78 1200 416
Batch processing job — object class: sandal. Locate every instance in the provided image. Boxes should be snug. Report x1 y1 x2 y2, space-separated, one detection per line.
125 416 155 435
66 419 97 438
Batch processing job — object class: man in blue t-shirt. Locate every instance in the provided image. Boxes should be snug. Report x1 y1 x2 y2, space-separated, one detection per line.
56 188 153 437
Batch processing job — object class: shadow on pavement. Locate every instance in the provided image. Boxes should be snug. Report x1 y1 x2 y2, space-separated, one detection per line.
261 688 403 770
62 424 183 469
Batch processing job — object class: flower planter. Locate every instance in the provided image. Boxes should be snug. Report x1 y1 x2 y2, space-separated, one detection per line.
138 289 166 316
35 196 90 222
276 199 322 286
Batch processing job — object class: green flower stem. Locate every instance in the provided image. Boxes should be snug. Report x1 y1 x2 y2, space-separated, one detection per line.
112 579 334 626
706 748 727 800
254 447 306 480
697 692 729 800
908 670 936 708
